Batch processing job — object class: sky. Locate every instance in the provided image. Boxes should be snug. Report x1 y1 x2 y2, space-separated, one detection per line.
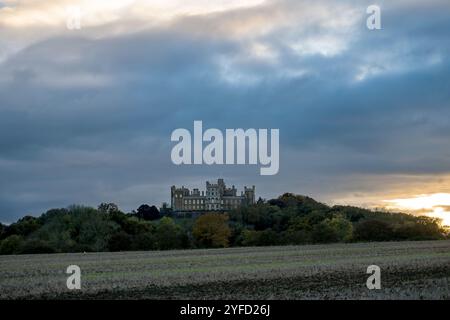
1 0 450 225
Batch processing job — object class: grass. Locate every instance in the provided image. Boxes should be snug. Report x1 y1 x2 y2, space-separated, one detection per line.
0 240 449 299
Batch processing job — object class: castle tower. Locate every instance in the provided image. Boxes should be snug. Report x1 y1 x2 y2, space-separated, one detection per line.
244 185 255 205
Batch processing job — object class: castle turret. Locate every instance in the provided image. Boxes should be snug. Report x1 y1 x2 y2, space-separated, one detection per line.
244 185 256 205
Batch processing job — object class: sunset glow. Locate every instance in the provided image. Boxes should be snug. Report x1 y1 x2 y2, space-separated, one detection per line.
384 193 450 226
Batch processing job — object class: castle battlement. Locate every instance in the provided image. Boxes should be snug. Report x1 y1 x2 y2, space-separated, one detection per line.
171 179 255 212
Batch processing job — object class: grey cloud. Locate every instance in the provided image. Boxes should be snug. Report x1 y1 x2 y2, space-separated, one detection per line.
1 0 450 222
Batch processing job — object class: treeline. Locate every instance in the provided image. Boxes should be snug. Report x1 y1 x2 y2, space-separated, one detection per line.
0 193 448 255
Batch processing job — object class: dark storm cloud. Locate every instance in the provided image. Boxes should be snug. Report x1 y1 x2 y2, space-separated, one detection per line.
1 0 450 222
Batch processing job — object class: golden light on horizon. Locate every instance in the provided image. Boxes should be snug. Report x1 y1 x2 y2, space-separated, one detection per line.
0 0 267 28
384 193 450 226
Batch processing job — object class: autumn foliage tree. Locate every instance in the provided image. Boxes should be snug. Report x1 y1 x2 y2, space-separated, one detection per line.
193 213 231 248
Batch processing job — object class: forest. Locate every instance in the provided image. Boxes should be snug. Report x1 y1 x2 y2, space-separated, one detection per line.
0 193 448 255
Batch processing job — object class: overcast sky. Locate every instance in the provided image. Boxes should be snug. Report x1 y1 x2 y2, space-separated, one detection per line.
1 0 450 223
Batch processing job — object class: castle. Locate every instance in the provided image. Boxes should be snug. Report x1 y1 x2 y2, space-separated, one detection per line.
171 179 255 212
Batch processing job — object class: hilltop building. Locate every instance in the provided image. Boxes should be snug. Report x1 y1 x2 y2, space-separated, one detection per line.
171 179 255 212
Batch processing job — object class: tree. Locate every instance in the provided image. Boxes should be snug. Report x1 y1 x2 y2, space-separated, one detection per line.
311 221 339 243
77 213 119 252
154 217 183 250
246 204 280 230
353 220 394 242
285 215 312 244
241 230 259 246
229 221 245 246
108 231 132 251
0 223 4 238
192 213 231 248
137 204 160 221
394 217 445 240
326 215 353 242
284 229 311 245
0 235 24 255
31 208 78 252
132 232 155 251
20 239 56 254
241 229 279 246
98 203 120 214
1 216 41 240
310 216 350 243
269 193 329 214
121 216 153 235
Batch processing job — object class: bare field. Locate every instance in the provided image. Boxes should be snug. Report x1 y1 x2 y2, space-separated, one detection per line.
1 240 449 299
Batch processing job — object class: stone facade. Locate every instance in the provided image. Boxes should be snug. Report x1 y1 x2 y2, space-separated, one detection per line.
171 179 255 212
